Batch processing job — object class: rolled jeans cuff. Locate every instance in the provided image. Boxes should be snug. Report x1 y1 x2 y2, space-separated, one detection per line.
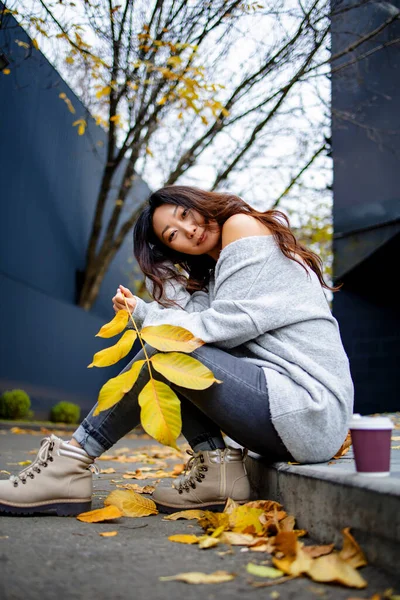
72 423 108 458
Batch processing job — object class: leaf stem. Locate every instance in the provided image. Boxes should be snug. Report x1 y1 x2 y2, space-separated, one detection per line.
123 296 154 379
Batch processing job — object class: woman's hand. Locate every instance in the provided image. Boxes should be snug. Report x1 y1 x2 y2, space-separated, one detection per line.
112 284 137 314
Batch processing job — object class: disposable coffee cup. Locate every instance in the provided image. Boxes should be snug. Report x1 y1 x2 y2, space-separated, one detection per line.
349 414 394 476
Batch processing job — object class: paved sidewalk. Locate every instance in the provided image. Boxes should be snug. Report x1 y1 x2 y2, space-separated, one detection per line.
0 426 400 600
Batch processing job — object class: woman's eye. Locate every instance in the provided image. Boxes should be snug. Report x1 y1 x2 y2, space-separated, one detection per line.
182 209 188 218
169 231 175 242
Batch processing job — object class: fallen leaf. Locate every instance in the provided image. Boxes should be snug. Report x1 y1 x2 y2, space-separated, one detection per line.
270 591 280 598
168 534 199 544
163 509 206 521
116 484 155 494
198 535 219 549
104 490 157 517
274 531 298 557
159 570 236 584
76 505 122 523
17 460 32 466
273 540 313 576
391 446 400 450
246 563 284 578
334 431 352 459
219 532 256 546
244 500 283 512
307 552 367 588
0 470 10 475
339 528 367 568
279 515 296 531
228 505 265 534
99 531 118 537
303 543 335 559
172 463 185 475
100 468 116 474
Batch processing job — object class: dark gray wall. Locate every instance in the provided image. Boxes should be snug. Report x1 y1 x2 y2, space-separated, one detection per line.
331 0 400 413
0 14 149 418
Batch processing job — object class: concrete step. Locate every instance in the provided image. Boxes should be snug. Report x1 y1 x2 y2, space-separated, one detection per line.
244 443 400 577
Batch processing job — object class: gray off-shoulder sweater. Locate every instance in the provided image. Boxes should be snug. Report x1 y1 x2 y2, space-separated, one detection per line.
129 235 354 463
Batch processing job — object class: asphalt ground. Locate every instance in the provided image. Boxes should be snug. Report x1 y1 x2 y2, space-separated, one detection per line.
0 427 399 600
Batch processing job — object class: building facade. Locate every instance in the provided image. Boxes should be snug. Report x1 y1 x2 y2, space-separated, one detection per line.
331 0 400 413
0 12 150 418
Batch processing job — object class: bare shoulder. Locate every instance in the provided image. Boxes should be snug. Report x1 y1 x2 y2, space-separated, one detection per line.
221 214 272 249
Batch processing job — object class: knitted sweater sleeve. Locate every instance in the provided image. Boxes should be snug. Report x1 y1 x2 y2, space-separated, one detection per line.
126 271 210 332
129 236 308 349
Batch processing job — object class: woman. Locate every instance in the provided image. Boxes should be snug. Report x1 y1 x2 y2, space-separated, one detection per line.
0 185 354 515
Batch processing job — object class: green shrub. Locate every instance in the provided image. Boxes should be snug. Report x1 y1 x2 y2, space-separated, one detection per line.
0 389 32 420
50 401 80 424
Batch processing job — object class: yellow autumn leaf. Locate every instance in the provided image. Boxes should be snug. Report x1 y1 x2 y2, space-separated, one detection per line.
166 56 182 68
145 147 153 156
138 379 182 449
141 325 205 353
246 563 284 578
150 352 222 390
93 359 145 416
100 468 116 474
15 40 30 48
198 536 219 549
273 540 313 576
219 532 256 546
198 511 229 533
96 86 111 99
163 509 206 521
168 534 200 544
76 505 123 522
339 528 367 569
159 571 236 584
17 460 32 466
117 484 155 494
3 69 10 75
228 505 265 535
99 531 118 537
96 310 129 338
73 118 87 135
32 38 39 50
307 552 367 588
88 330 137 368
104 490 157 517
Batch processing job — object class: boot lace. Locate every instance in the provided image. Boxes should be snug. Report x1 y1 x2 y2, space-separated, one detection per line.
10 436 55 487
173 449 208 494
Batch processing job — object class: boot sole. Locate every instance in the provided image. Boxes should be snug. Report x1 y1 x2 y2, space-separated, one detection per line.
155 500 248 514
0 500 92 517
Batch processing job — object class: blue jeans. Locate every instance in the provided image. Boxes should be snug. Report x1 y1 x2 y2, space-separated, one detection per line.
73 344 293 461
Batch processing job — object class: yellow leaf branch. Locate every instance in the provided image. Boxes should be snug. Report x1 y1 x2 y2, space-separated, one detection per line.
89 296 221 448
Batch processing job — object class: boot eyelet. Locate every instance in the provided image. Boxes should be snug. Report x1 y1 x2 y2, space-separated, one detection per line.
29 473 34 479
43 462 48 467
203 466 208 471
49 456 54 462
37 468 41 473
22 480 27 484
13 482 18 487
178 490 183 494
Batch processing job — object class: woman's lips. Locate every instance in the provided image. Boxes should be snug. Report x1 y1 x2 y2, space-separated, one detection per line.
198 231 206 245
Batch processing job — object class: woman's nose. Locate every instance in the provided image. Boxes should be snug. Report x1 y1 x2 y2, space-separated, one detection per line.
184 224 197 238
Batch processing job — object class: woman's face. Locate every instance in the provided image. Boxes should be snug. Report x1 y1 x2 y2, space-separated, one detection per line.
152 204 221 259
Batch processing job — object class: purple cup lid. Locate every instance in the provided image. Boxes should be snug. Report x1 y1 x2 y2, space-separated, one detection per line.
349 413 394 430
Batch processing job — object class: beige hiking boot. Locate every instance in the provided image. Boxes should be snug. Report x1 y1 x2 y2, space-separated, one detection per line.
0 434 96 516
152 447 251 513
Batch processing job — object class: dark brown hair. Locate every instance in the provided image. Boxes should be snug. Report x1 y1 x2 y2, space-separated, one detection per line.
133 185 338 307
